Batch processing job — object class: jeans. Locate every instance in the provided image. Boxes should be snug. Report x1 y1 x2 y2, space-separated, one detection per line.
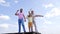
18 18 26 33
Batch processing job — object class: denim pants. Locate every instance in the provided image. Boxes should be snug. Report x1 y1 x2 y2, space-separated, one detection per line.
18 18 26 33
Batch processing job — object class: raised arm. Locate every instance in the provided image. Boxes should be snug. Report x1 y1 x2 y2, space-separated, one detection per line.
34 15 43 17
15 10 19 16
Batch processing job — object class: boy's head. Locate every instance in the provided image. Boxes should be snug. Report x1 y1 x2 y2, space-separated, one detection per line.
20 8 23 13
28 11 31 15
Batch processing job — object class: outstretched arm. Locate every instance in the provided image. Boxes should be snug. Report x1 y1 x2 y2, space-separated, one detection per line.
15 10 19 16
34 15 43 17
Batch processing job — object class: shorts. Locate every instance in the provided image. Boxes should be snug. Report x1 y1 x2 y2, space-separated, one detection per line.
28 22 33 28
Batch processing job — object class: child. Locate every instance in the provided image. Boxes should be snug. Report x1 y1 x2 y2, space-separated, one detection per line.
27 11 33 32
15 8 26 33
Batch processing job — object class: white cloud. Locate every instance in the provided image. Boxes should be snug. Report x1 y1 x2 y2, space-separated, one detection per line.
0 23 17 29
0 0 5 3
0 14 10 20
43 19 52 24
45 8 60 18
40 25 60 34
0 23 18 29
14 0 19 3
0 23 9 29
0 23 18 33
0 0 10 7
43 3 54 8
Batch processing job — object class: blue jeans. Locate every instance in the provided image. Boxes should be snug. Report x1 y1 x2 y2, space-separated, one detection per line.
18 18 26 33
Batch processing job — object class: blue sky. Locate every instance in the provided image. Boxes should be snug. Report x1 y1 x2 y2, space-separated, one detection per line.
0 0 60 34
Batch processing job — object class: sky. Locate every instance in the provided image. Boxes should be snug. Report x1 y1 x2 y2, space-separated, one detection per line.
0 0 60 34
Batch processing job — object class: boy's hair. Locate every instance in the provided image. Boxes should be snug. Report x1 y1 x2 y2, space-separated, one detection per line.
28 11 30 17
28 11 30 14
28 11 32 17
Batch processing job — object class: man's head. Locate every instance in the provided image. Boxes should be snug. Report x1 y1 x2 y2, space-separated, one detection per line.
20 8 23 13
31 10 34 15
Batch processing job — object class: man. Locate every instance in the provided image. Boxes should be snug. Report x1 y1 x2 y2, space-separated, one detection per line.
15 8 26 33
31 10 43 32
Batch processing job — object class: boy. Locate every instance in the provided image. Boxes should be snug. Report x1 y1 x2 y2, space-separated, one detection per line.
27 11 33 32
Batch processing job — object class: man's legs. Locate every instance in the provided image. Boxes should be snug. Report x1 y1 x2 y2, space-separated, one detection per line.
18 19 21 33
33 21 38 32
21 19 26 32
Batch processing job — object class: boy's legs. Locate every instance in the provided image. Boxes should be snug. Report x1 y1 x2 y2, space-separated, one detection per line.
29 22 33 32
21 19 26 32
18 19 21 33
28 22 30 32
